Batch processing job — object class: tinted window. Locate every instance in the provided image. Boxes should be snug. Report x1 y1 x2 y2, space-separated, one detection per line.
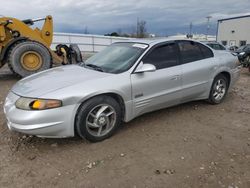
198 43 214 58
143 43 179 69
178 41 203 64
218 44 226 50
206 43 214 49
207 43 225 50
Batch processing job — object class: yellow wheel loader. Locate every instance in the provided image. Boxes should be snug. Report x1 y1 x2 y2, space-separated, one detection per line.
0 15 82 77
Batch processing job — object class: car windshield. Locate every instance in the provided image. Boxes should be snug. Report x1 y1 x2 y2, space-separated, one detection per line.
237 45 245 51
206 43 225 50
82 42 148 74
245 44 250 51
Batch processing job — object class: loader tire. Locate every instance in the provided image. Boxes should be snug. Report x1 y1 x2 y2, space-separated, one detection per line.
8 61 19 76
7 41 51 77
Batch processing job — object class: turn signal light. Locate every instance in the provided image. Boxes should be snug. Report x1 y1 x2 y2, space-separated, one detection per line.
31 99 62 110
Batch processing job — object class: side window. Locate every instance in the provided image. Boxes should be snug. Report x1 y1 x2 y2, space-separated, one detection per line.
219 44 226 50
142 43 179 70
198 43 214 58
178 41 203 64
213 44 221 50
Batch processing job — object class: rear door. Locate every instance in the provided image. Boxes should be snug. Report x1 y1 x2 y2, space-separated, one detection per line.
130 42 182 117
177 40 215 102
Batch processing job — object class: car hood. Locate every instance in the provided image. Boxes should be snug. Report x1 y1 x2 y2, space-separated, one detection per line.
11 65 111 97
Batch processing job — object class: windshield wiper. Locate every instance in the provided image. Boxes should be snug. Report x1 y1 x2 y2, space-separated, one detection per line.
84 64 104 72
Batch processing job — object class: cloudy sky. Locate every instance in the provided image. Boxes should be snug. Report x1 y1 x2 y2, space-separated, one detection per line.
1 0 250 36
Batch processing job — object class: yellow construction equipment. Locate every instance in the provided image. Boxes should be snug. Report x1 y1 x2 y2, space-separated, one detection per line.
0 15 82 77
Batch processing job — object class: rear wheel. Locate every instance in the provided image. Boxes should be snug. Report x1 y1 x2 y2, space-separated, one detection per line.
75 96 122 142
208 74 229 104
7 41 51 77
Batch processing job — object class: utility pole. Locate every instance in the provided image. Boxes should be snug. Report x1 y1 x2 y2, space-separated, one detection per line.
136 17 139 38
189 22 193 35
206 16 212 40
186 22 193 39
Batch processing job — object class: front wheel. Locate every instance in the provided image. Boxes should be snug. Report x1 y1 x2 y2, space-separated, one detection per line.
75 96 122 142
208 74 229 104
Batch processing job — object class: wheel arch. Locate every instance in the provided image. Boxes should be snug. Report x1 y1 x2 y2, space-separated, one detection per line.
0 37 28 63
208 71 231 104
215 71 231 87
73 92 126 137
75 92 126 119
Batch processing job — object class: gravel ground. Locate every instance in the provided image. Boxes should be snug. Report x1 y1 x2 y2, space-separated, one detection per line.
0 65 249 188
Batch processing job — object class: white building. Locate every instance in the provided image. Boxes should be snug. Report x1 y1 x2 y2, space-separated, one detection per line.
217 15 250 47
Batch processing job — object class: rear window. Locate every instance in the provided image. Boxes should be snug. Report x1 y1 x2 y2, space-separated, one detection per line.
178 41 214 64
178 41 203 64
198 43 214 58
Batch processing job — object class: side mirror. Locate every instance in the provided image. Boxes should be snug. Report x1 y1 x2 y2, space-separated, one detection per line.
134 63 156 73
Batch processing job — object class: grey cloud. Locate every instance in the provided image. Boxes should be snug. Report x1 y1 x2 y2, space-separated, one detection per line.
1 0 250 35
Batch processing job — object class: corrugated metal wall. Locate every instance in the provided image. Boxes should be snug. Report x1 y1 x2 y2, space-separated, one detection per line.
52 32 130 52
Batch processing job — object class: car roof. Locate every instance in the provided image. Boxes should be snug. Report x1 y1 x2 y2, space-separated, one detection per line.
119 38 200 46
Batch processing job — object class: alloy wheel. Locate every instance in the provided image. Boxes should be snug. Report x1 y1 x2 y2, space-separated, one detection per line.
86 104 117 137
212 79 227 101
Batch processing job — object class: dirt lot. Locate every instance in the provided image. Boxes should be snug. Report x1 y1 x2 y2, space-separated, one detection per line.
0 65 249 188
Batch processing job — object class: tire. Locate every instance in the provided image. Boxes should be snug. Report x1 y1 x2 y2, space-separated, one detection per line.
8 61 19 76
208 74 229 104
7 41 51 77
75 96 122 142
69 44 83 63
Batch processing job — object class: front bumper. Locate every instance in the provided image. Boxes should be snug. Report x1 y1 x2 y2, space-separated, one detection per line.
3 92 78 138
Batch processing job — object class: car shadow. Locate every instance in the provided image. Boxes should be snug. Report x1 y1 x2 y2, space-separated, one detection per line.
118 100 210 132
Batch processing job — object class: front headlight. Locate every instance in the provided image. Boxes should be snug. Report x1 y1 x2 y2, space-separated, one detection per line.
239 52 245 56
15 97 62 110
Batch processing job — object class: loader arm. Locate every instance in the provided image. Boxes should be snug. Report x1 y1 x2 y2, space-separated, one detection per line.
0 15 53 48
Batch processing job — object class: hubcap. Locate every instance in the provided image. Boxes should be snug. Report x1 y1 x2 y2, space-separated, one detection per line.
20 51 42 71
86 104 116 137
213 79 226 101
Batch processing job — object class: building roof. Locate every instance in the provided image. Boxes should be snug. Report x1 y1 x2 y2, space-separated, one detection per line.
218 14 250 22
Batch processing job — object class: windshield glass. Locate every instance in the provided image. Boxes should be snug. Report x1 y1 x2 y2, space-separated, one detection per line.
82 42 148 74
237 45 245 51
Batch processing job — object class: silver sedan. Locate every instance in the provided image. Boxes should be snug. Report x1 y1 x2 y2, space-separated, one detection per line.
4 39 241 142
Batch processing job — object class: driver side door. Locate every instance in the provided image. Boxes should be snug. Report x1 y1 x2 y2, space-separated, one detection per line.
130 42 182 118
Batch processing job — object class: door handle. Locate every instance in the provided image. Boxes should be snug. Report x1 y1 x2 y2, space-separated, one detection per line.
170 75 180 80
